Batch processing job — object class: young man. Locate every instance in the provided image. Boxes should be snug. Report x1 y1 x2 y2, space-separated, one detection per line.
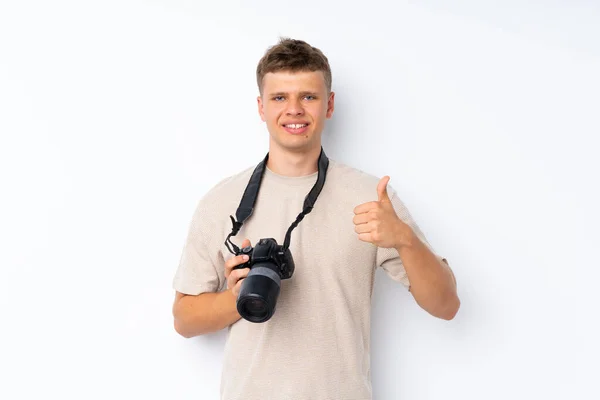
172 38 459 400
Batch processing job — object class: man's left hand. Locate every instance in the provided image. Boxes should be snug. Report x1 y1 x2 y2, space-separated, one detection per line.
353 176 414 249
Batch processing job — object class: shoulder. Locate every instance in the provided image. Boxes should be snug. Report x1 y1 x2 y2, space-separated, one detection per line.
328 159 379 185
327 159 396 198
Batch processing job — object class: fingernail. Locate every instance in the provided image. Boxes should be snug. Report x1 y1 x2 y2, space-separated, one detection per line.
242 255 249 261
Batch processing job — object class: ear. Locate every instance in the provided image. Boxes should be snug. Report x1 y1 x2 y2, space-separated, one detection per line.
257 95 266 122
326 91 335 119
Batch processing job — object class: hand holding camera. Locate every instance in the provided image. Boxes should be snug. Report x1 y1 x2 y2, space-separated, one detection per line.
225 238 252 298
229 238 295 323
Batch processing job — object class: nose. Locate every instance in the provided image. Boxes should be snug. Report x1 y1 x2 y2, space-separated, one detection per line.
285 98 304 116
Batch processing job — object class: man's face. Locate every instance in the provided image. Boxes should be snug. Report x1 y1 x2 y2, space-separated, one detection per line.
257 70 334 153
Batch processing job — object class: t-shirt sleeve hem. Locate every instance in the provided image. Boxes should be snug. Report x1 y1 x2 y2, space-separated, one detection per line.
173 281 219 296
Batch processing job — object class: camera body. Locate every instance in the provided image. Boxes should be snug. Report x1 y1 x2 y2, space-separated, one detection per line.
234 238 295 279
232 238 295 322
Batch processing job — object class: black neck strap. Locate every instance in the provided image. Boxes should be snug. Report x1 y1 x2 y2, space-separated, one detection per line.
224 147 329 255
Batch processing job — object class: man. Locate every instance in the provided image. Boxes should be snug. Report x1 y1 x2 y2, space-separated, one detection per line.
172 37 459 400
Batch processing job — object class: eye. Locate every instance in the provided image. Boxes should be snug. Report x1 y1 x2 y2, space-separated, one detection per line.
273 96 285 101
304 95 315 100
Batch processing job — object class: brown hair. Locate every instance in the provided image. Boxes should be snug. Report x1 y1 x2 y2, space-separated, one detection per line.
256 37 332 95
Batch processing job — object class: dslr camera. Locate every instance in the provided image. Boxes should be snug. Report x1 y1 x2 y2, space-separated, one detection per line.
232 238 295 323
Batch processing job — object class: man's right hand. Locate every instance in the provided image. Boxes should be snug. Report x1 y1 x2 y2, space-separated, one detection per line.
224 238 252 298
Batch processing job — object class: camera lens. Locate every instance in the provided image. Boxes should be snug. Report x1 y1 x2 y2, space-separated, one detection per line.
236 263 281 323
240 297 269 320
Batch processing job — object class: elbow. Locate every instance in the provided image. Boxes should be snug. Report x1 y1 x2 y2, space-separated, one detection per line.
174 318 195 338
173 316 209 338
438 295 460 321
416 287 461 321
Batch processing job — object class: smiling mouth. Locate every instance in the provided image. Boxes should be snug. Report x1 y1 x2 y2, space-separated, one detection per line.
282 122 310 135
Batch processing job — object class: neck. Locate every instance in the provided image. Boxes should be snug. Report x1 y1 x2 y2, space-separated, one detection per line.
266 143 322 177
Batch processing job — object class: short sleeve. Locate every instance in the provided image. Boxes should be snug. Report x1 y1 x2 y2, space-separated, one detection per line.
172 199 225 295
375 188 436 289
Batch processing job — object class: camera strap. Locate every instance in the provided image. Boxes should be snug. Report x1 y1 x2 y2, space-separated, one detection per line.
225 147 329 255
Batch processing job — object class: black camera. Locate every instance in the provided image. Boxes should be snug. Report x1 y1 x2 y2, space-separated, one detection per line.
232 238 295 323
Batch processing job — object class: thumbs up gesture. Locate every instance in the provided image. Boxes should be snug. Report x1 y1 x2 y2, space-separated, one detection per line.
353 176 412 249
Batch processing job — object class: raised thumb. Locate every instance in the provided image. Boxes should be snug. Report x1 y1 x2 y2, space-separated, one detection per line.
377 176 391 202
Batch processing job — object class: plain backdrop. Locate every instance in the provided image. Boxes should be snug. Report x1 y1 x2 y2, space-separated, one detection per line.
1 1 599 399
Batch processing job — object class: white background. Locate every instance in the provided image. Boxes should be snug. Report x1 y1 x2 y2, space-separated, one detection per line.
1 1 599 399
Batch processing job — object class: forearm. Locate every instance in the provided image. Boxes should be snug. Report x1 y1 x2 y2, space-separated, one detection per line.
173 290 242 337
396 230 460 320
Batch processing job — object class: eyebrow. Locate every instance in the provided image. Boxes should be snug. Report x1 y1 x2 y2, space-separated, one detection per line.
268 91 319 97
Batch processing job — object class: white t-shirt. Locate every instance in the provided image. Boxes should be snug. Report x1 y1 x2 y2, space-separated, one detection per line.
173 158 436 400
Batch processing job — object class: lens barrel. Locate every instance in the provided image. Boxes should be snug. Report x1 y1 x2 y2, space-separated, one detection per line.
236 263 281 323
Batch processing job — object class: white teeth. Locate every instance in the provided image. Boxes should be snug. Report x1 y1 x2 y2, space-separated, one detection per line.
286 124 307 129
